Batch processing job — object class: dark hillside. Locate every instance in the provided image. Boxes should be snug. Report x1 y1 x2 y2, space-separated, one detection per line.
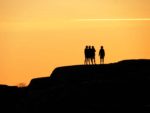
1 59 150 113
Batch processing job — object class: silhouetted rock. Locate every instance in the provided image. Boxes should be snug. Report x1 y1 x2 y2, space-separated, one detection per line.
28 77 51 90
1 59 150 113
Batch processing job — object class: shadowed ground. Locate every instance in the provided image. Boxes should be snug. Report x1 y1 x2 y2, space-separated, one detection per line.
0 59 150 113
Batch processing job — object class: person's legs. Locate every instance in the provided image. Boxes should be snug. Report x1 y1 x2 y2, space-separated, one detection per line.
87 58 90 65
84 57 87 65
100 58 104 64
93 57 96 64
100 58 102 64
91 58 93 65
102 58 104 64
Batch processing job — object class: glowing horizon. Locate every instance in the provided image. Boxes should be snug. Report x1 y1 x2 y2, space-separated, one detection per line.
75 18 150 21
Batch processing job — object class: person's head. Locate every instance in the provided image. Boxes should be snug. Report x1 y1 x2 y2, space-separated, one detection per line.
86 45 88 48
92 46 94 49
101 46 103 49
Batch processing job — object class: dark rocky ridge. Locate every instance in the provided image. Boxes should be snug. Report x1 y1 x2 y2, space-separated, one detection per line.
1 59 150 113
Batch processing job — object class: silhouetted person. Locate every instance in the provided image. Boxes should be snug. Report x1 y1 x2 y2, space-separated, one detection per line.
87 46 92 64
99 46 105 64
84 46 89 65
91 46 96 64
84 45 96 65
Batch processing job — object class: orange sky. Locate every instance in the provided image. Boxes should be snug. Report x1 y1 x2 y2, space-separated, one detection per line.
0 0 150 86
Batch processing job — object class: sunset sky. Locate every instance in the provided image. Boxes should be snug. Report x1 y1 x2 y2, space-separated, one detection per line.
0 0 150 86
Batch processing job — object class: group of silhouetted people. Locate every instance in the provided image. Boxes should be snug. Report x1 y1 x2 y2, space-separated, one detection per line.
84 46 96 65
84 45 105 65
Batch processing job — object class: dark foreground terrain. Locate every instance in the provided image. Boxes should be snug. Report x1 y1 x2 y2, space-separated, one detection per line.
0 59 150 113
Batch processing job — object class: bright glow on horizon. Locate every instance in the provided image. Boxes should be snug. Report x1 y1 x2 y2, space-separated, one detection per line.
76 18 150 21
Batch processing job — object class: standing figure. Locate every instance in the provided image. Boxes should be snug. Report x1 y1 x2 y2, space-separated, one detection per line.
87 46 92 64
84 46 89 65
99 46 105 64
91 46 96 64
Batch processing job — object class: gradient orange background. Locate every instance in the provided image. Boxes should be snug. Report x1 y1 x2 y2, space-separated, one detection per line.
0 0 150 86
